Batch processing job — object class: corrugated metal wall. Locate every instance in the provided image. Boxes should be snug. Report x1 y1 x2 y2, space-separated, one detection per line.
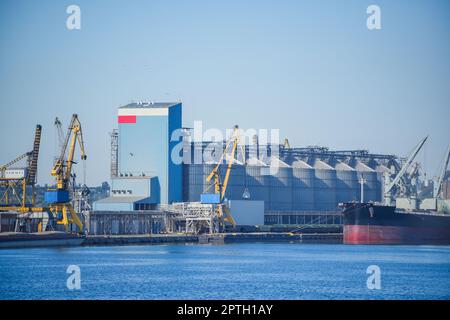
293 167 315 210
335 169 358 204
245 165 270 209
313 168 337 210
358 171 379 203
267 166 293 211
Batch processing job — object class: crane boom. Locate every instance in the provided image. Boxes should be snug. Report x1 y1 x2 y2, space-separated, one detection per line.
221 134 238 201
434 144 450 198
385 136 428 196
204 125 239 227
54 117 65 149
26 125 42 185
0 152 31 176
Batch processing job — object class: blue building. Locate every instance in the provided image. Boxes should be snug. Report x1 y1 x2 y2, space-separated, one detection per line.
94 101 183 211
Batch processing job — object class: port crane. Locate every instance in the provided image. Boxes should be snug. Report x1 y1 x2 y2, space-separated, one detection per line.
46 114 86 232
205 125 240 228
433 144 450 199
383 136 428 206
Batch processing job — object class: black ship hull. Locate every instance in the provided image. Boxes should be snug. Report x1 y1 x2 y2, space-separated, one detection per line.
341 203 450 245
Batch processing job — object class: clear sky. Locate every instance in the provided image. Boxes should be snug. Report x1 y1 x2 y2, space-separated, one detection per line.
0 0 449 186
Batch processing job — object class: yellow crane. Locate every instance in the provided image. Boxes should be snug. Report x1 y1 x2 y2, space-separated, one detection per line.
45 114 86 232
205 125 240 228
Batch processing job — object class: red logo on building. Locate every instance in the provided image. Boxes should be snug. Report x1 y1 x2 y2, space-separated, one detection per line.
118 115 136 124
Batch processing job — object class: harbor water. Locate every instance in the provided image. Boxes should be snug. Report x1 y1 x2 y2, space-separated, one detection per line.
0 243 449 300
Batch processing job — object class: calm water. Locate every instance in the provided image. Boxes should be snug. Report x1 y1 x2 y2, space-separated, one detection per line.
0 243 449 300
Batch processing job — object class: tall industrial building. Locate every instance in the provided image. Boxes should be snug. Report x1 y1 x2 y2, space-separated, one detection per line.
94 102 182 211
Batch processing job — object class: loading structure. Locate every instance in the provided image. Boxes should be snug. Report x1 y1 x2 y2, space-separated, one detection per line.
0 124 43 213
45 114 87 232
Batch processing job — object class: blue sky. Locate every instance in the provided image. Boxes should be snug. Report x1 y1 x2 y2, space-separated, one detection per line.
0 0 449 185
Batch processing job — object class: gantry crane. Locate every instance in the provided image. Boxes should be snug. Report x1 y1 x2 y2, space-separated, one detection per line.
45 114 86 232
204 125 240 229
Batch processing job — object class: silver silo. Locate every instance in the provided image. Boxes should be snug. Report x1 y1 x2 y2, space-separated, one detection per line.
292 159 315 211
313 160 337 211
335 161 358 204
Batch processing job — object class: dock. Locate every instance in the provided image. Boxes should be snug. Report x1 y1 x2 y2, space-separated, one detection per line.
83 234 199 246
82 232 342 246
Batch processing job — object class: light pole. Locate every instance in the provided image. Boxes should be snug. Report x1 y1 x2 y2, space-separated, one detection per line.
359 174 366 203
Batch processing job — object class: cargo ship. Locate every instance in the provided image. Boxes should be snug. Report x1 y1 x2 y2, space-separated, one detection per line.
0 231 85 249
341 202 450 245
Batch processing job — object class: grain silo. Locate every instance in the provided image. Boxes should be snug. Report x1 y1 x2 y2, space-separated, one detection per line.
264 156 292 211
292 159 315 210
354 161 379 202
335 161 358 204
179 138 398 226
245 157 270 207
313 160 337 211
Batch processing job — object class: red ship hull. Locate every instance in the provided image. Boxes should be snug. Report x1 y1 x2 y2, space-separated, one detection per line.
344 225 450 245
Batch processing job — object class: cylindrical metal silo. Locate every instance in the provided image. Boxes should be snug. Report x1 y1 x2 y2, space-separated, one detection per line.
354 161 380 203
292 161 315 211
245 164 269 209
314 161 337 211
267 158 292 212
335 167 358 203
357 170 378 202
225 164 245 200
